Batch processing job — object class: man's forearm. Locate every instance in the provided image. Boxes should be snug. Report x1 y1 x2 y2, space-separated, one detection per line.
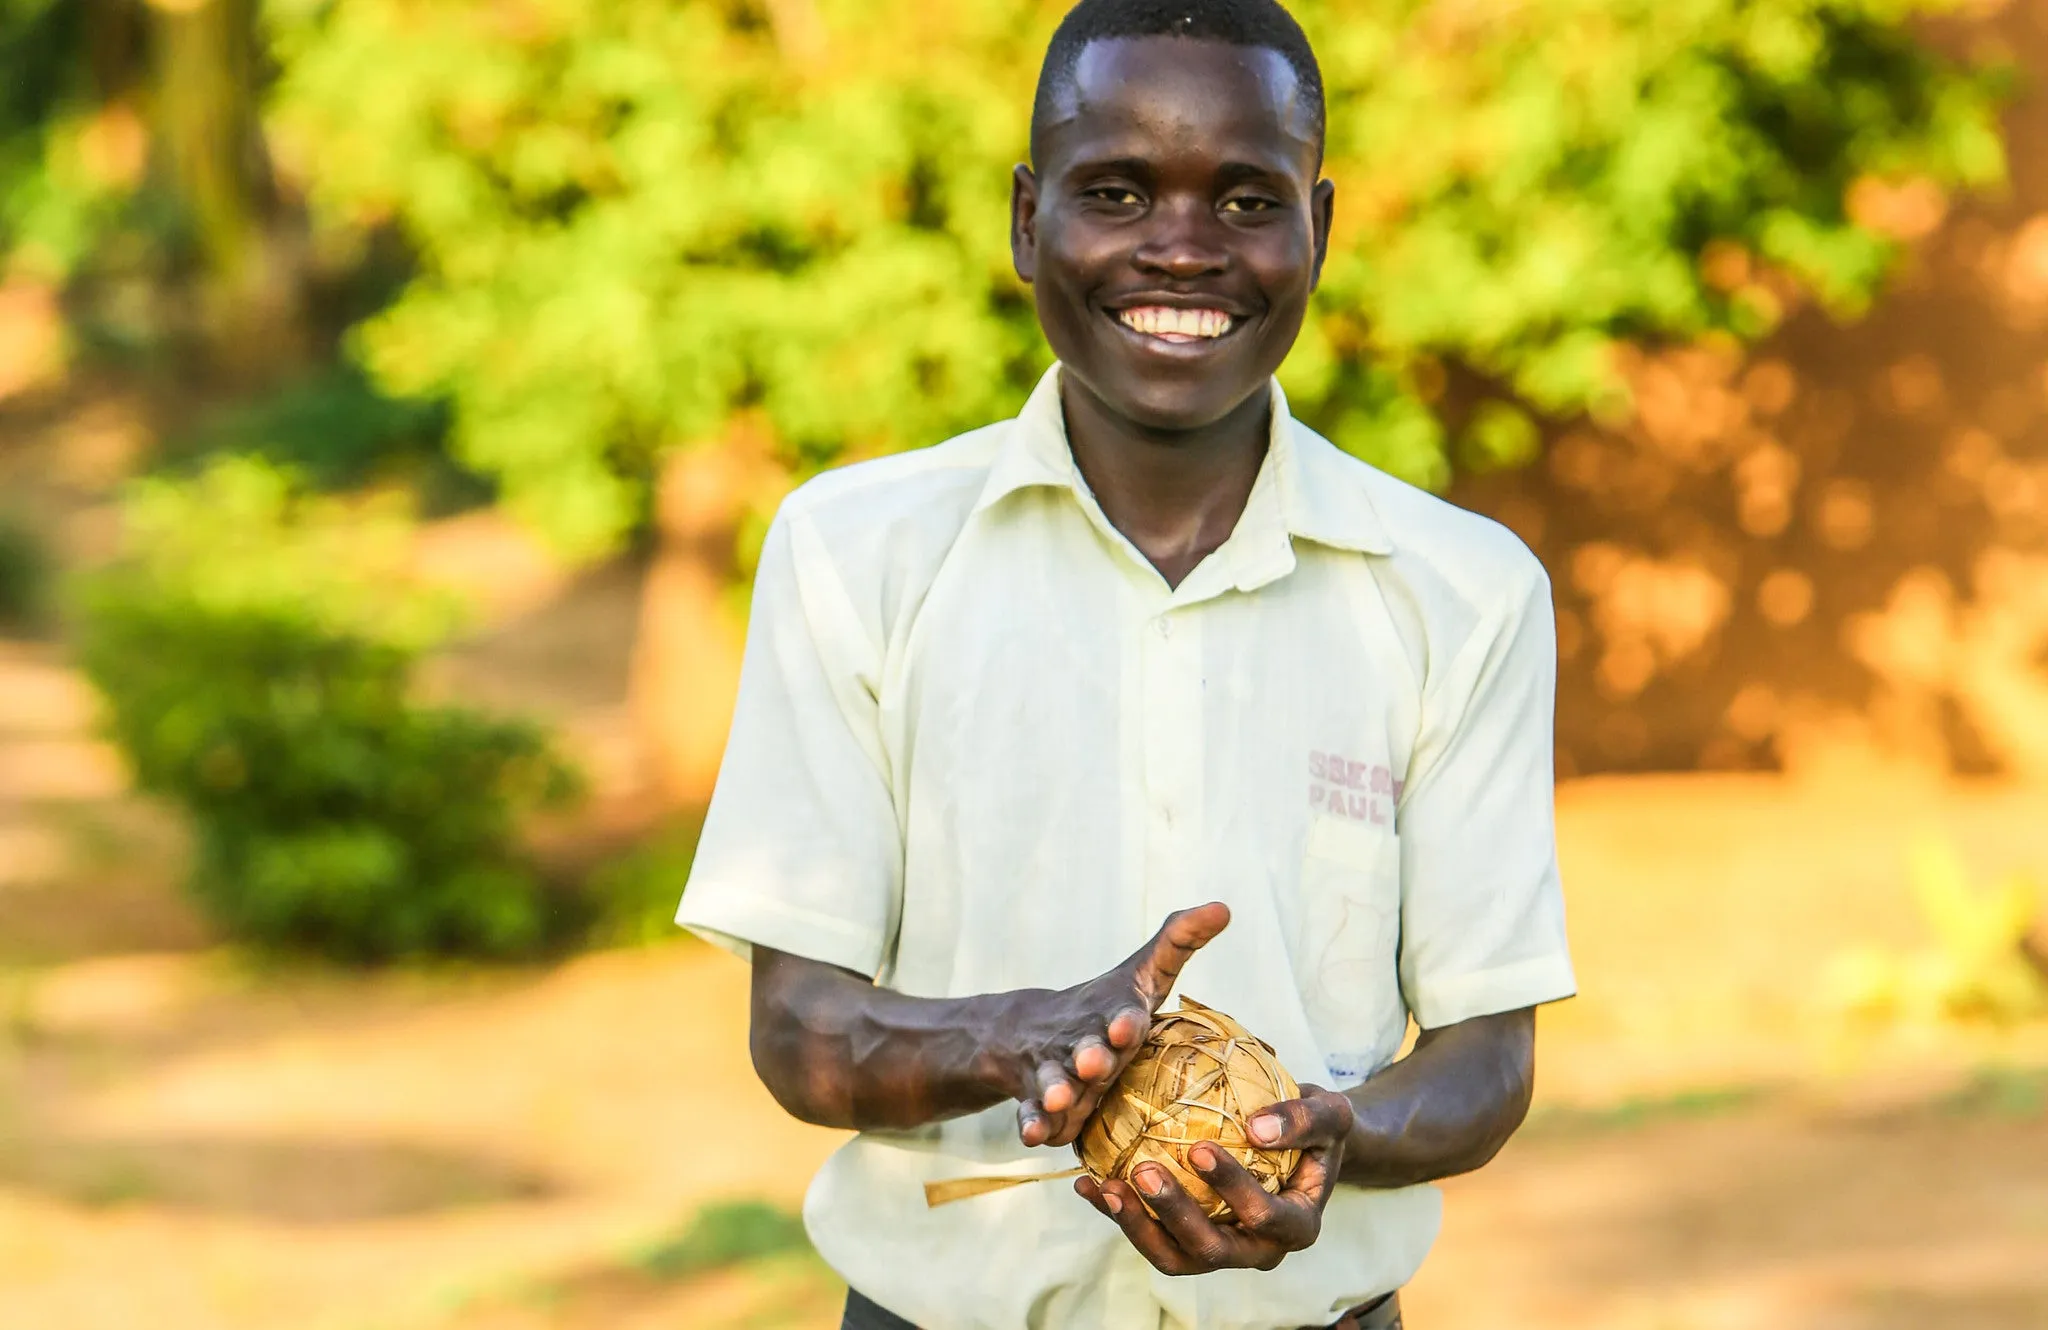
1335 1006 1536 1189
750 947 1034 1131
749 906 1228 1145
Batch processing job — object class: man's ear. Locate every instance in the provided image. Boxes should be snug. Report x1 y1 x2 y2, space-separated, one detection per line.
1012 163 1040 284
1308 177 1335 291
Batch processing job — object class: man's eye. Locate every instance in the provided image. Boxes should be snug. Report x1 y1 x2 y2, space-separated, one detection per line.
1085 187 1142 206
1221 196 1279 213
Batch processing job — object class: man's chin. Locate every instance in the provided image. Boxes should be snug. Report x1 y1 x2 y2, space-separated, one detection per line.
1094 381 1267 436
1058 356 1268 436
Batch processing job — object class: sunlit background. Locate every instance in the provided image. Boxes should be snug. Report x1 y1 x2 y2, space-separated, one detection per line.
1 0 2045 1326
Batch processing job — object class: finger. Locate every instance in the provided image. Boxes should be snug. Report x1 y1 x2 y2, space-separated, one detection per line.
1130 1163 1244 1268
1188 1142 1318 1247
1105 1004 1150 1051
1187 1141 1274 1225
1277 1139 1343 1196
1096 1177 1203 1275
1071 1034 1119 1082
1046 1085 1108 1147
1035 1060 1078 1114
1017 1099 1051 1148
1039 1107 1089 1149
1247 1087 1356 1150
1074 1175 1115 1219
1269 1139 1351 1221
1127 902 1232 1007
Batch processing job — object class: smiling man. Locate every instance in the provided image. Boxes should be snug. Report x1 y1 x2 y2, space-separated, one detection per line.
675 2 1576 1328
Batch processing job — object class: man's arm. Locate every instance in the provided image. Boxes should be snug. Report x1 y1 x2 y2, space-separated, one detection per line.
749 948 1020 1131
1330 1006 1534 1187
748 903 1230 1146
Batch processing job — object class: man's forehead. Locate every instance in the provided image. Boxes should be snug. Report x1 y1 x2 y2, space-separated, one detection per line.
1041 36 1317 161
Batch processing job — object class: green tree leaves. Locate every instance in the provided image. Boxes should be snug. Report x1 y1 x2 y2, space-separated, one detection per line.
264 0 2006 553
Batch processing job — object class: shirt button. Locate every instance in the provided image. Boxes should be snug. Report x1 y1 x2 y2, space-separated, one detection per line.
1155 617 1173 639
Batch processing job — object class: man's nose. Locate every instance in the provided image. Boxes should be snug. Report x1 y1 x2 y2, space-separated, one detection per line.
1131 199 1229 278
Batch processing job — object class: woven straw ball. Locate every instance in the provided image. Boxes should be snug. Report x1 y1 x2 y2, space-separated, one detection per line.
1076 997 1300 1221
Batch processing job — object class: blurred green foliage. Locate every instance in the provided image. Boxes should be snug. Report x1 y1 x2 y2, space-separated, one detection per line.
262 0 2007 556
583 815 705 948
630 1199 814 1280
164 361 490 508
0 0 103 278
1821 836 2048 1026
1522 1083 1772 1136
73 457 586 963
0 0 168 296
1936 1064 2048 1117
0 509 50 629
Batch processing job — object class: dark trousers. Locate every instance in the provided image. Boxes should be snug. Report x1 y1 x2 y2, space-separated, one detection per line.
840 1290 919 1330
841 1288 1403 1329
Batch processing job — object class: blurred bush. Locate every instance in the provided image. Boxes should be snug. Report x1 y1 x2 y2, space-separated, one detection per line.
262 0 2007 556
1822 836 2048 1026
0 509 50 629
167 362 449 489
72 457 585 963
162 361 499 518
582 816 705 949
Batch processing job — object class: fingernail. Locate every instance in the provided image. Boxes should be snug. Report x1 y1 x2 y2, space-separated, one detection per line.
1137 1167 1166 1196
1191 1143 1217 1171
1250 1115 1281 1144
1104 1192 1123 1215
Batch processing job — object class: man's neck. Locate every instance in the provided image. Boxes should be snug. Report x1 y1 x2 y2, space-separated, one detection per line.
1059 378 1271 591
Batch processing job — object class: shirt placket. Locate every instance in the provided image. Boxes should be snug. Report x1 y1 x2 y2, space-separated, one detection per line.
1139 603 1205 934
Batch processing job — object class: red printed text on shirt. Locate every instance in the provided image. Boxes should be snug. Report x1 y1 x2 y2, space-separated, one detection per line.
1308 751 1402 826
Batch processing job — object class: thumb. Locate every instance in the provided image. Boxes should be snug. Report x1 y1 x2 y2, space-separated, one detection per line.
1127 902 1231 1008
1247 1087 1355 1149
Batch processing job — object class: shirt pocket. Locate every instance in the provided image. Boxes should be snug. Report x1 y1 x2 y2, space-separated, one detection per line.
1294 815 1407 1088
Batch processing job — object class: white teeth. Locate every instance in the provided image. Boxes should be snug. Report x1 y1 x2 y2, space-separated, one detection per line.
1116 306 1234 340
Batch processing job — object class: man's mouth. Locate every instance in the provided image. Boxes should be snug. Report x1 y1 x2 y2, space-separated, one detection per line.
1113 305 1237 344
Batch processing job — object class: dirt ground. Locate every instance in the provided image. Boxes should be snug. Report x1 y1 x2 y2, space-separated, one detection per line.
3 585 2047 1328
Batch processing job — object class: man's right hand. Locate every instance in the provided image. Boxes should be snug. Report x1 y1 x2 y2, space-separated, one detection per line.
999 902 1231 1148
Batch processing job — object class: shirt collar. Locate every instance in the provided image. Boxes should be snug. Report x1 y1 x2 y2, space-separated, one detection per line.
1273 384 1395 557
974 364 1395 570
973 365 1079 513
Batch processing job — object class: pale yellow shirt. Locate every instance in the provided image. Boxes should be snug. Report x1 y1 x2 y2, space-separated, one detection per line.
678 365 1576 1330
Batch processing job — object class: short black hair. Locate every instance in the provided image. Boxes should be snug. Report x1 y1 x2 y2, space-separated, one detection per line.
1030 0 1326 164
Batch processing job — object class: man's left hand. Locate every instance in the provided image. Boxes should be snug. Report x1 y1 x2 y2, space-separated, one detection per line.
1074 1085 1355 1274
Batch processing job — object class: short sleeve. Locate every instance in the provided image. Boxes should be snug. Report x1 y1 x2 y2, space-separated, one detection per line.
674 506 902 976
1396 562 1576 1029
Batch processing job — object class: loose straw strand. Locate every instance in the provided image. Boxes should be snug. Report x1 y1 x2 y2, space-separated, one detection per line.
922 1166 1085 1208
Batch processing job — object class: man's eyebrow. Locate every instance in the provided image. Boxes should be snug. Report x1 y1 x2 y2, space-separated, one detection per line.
1059 157 1297 185
1062 155 1154 179
1215 160 1293 185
